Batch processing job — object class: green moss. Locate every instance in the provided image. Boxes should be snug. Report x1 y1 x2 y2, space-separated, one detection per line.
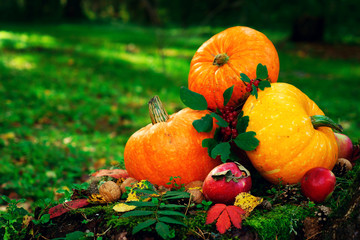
244 204 313 240
72 204 116 217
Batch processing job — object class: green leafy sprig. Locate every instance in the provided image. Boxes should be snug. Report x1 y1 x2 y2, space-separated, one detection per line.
122 187 190 239
180 65 269 162
240 63 271 99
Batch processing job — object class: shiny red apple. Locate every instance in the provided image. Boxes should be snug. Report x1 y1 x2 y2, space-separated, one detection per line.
301 167 336 203
202 162 252 204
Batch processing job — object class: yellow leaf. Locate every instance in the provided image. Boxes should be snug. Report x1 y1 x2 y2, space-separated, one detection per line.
0 132 15 140
113 203 136 212
234 192 263 217
88 194 107 204
126 191 140 202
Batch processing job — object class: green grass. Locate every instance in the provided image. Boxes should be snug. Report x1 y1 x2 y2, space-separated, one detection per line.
0 23 359 204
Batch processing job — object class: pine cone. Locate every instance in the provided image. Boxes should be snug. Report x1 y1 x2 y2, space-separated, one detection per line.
315 205 332 225
278 184 303 203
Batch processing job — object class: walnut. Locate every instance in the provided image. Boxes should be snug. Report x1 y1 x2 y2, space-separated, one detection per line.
185 180 203 191
187 188 205 204
99 181 121 202
120 177 139 193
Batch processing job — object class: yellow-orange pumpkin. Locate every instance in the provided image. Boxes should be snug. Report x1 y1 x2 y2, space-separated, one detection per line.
242 83 340 184
124 96 221 186
188 26 280 110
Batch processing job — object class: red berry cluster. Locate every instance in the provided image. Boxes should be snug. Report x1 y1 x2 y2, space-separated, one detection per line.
245 79 260 92
220 106 239 141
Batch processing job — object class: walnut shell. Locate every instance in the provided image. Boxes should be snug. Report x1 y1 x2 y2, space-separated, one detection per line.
187 188 205 204
185 181 203 191
120 177 138 193
99 181 121 202
336 158 353 171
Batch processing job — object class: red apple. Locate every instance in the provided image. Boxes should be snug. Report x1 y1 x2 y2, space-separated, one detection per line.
301 167 336 203
334 133 353 160
202 162 252 204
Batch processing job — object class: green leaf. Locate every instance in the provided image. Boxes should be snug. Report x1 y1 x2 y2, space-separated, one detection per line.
157 210 186 218
211 142 231 162
132 219 157 235
180 87 208 110
240 73 251 83
202 138 218 156
233 131 259 151
158 216 186 226
210 113 229 127
236 116 249 134
258 80 271 91
223 85 234 106
135 189 158 195
40 214 50 224
121 210 154 218
163 191 190 198
160 204 186 208
65 231 86 240
126 201 157 207
193 114 213 133
256 63 268 80
251 84 258 99
156 222 170 239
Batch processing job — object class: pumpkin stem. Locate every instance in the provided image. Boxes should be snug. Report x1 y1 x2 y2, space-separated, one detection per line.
213 53 229 67
149 96 170 124
310 115 343 132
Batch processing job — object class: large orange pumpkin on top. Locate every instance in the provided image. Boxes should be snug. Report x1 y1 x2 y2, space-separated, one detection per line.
124 96 221 186
188 26 280 110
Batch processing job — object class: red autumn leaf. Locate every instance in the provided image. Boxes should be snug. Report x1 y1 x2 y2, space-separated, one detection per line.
205 204 226 224
227 205 246 216
226 206 244 229
91 169 129 179
206 204 245 234
216 209 231 234
49 199 89 219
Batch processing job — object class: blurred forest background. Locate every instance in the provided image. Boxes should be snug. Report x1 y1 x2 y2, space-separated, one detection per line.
0 0 359 216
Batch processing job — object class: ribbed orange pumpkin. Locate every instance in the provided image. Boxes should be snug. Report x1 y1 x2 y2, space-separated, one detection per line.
242 83 340 184
188 26 280 110
124 96 221 186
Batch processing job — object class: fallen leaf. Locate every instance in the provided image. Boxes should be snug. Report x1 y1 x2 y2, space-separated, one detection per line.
49 199 89 219
113 203 136 212
205 203 226 224
234 192 263 217
205 204 245 234
216 208 231 234
88 194 107 204
92 169 129 179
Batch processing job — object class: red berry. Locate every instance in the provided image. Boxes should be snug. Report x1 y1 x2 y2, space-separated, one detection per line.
246 86 252 92
254 80 260 87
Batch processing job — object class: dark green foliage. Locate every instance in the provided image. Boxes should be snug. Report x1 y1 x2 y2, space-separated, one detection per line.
121 187 189 239
0 196 30 240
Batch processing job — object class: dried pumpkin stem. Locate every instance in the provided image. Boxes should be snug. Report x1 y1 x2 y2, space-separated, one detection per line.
310 115 343 132
213 53 229 67
149 95 170 124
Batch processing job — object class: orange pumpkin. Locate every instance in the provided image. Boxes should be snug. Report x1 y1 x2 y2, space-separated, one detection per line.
188 26 280 110
242 83 340 184
124 96 221 186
